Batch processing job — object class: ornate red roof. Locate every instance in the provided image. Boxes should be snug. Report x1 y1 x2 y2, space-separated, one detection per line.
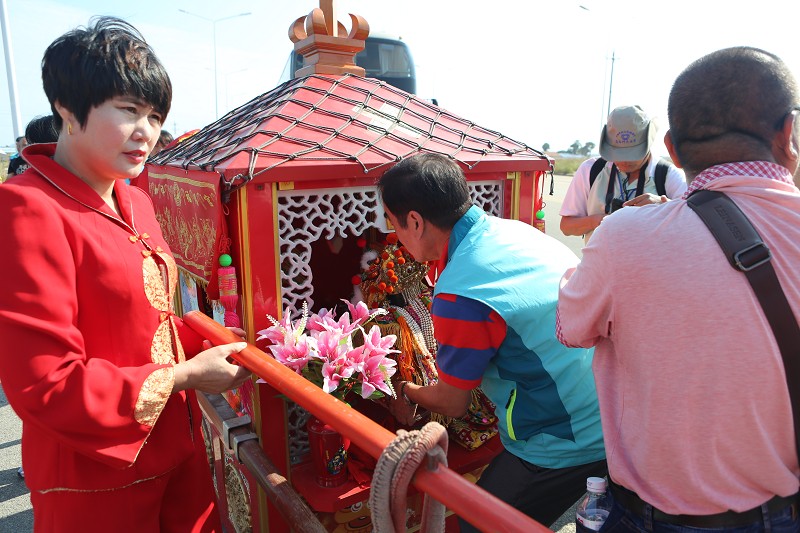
151 74 551 182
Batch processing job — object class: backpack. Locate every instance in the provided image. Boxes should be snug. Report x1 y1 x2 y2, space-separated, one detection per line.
588 157 671 196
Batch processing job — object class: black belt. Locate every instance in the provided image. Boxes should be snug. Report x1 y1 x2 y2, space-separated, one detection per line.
609 479 798 528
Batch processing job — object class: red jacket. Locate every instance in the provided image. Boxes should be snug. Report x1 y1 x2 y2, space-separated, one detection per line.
0 143 205 493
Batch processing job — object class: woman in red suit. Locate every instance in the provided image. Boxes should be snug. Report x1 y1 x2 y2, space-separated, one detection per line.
0 17 251 532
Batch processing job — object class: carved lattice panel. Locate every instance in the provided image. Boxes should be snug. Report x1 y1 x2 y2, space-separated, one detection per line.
277 187 383 313
469 181 503 218
277 181 503 315
287 402 310 464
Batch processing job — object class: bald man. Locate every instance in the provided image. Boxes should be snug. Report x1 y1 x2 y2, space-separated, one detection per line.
558 47 800 532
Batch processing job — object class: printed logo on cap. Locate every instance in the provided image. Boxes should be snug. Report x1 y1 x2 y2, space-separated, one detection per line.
614 130 637 145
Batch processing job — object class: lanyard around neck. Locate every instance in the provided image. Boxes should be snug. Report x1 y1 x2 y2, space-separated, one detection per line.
604 160 648 213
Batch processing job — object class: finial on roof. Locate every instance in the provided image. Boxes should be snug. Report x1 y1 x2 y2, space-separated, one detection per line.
289 0 370 77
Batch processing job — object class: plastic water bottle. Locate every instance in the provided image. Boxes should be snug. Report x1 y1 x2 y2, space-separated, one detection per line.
576 477 611 533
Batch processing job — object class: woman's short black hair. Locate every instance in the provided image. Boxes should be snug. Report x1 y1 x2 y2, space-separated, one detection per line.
42 16 172 131
378 153 472 229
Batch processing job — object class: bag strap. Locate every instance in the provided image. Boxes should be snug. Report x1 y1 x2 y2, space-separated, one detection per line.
654 160 669 196
588 157 607 189
687 189 800 463
604 160 648 214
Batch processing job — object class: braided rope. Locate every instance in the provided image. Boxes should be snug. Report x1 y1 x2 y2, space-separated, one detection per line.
369 422 449 532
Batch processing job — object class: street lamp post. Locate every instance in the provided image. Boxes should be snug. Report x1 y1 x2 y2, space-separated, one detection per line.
225 68 249 110
579 4 616 126
179 9 251 119
0 0 22 139
607 50 616 117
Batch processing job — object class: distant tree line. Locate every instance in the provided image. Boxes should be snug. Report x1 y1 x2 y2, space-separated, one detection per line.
541 140 596 156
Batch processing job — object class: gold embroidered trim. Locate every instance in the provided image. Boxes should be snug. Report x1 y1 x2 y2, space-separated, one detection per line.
178 266 210 290
134 366 174 426
155 251 178 297
150 320 174 364
148 172 217 191
142 255 169 310
37 465 179 494
143 252 183 364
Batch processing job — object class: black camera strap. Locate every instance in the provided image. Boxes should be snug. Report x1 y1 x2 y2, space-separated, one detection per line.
604 161 648 214
687 189 800 464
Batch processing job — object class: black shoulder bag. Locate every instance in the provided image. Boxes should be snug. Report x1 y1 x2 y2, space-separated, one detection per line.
687 189 800 462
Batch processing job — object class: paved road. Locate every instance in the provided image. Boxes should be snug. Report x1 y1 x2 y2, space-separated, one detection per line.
541 173 585 258
0 174 583 533
0 384 33 532
541 172 584 533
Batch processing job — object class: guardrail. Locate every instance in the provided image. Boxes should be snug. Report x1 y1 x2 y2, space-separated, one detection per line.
184 311 551 533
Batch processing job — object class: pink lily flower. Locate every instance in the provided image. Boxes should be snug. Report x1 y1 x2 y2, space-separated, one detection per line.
321 353 358 394
257 304 308 344
317 311 360 338
268 334 316 374
343 299 388 329
315 329 348 361
256 313 293 345
262 301 399 401
362 325 400 358
343 299 371 327
358 350 398 398
306 307 334 332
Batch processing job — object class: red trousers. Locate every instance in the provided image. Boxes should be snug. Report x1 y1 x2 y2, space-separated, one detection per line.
30 442 221 533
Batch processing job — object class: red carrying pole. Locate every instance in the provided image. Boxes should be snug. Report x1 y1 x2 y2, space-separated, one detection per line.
183 311 551 533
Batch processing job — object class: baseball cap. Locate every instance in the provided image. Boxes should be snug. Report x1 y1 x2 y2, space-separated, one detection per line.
599 105 656 162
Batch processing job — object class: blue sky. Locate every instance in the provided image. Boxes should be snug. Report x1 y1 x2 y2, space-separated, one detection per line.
2 0 800 155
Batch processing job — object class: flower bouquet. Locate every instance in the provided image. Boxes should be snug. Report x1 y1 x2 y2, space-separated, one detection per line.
257 300 399 487
256 300 399 402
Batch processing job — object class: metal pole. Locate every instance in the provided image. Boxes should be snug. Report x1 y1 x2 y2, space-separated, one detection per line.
607 50 616 117
178 10 250 120
0 0 22 139
212 21 218 119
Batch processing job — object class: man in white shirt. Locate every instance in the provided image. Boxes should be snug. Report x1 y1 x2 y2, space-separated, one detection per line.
560 105 687 242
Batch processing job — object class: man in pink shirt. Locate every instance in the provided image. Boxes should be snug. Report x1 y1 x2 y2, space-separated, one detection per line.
558 46 800 532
